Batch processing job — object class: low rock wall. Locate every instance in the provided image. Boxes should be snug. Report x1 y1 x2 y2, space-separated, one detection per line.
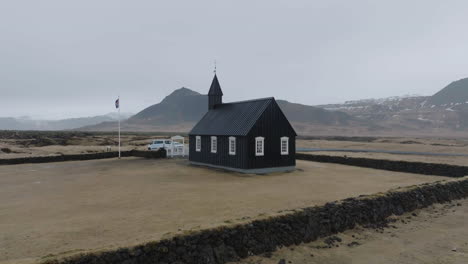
44 177 468 264
0 149 166 165
129 149 167 159
296 153 468 177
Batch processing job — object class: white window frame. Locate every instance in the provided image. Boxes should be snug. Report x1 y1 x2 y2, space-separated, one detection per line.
281 136 289 155
211 136 217 153
229 136 236 155
255 137 264 156
195 136 201 152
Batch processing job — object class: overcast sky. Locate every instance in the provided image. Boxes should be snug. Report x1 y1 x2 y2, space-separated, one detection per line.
1 1 468 119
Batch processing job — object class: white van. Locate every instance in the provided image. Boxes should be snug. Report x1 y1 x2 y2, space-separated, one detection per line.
147 139 182 151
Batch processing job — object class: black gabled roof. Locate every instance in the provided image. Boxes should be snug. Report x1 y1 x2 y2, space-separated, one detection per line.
189 97 275 136
208 74 223 96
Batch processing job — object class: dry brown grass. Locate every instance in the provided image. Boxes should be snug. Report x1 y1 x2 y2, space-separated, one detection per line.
0 158 448 264
297 137 468 166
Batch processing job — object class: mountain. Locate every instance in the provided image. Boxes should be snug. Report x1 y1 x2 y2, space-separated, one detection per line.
79 77 468 136
8 77 468 135
318 77 468 136
276 100 352 125
128 87 207 125
81 87 360 134
0 113 133 131
319 95 429 122
128 88 356 126
428 77 468 106
0 118 29 130
130 88 359 127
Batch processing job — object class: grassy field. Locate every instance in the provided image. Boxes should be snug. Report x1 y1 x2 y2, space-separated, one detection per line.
298 137 468 166
0 158 449 264
1 131 467 263
1 131 468 165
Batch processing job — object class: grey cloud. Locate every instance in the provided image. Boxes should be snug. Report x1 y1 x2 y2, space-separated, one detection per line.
1 0 467 118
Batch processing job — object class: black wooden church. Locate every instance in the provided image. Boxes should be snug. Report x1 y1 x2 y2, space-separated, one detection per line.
188 74 296 173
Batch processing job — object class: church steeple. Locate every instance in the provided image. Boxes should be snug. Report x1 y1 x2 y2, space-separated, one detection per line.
208 74 223 110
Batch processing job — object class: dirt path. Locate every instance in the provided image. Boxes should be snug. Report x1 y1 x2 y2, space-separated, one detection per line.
232 198 468 264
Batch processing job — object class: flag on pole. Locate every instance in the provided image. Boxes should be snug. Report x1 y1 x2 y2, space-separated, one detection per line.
116 97 121 159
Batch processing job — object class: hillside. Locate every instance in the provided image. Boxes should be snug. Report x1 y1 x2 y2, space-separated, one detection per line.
81 87 360 134
128 88 356 126
276 100 352 125
79 77 468 136
128 87 207 125
429 77 468 106
0 118 29 130
318 77 468 135
0 114 133 131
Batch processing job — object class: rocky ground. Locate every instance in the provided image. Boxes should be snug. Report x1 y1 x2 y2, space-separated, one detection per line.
231 198 468 264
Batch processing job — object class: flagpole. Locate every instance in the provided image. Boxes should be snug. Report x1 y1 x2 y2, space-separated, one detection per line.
118 96 121 159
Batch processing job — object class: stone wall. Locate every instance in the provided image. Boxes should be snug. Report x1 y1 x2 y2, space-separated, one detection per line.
297 153 468 177
0 149 166 165
131 149 167 159
44 177 468 264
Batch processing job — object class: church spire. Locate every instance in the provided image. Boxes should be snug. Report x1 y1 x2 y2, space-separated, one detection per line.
208 74 223 110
